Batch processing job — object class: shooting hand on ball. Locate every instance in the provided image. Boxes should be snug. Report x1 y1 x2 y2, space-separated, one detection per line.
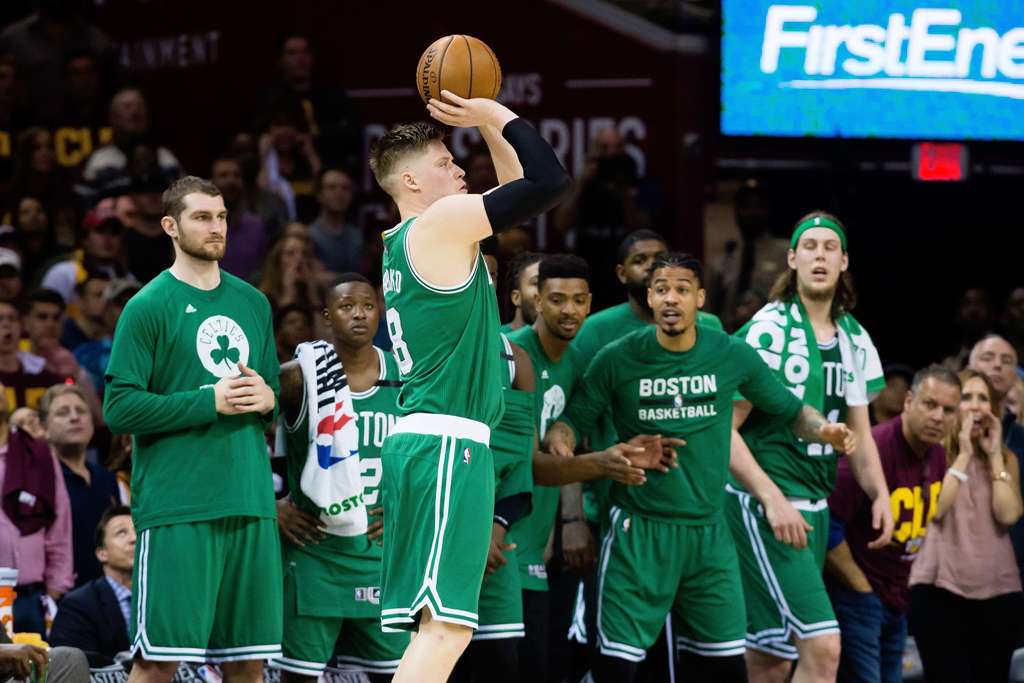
428 90 516 130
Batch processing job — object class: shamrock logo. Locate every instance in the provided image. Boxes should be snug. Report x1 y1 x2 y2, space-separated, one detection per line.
210 334 240 370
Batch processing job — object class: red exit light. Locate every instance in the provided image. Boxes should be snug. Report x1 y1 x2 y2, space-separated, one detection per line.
913 142 967 182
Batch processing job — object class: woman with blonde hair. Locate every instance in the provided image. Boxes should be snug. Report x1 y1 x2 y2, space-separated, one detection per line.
908 369 1024 682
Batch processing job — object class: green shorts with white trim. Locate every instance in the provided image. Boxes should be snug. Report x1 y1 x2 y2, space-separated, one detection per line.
596 506 747 662
379 414 495 632
474 544 525 640
130 517 282 663
724 484 839 660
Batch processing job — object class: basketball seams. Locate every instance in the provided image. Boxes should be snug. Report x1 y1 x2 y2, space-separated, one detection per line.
462 35 474 99
436 35 455 101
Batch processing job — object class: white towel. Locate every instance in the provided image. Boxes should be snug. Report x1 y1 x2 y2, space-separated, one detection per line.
295 340 367 537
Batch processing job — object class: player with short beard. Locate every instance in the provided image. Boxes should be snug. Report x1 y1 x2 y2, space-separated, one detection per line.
104 176 282 683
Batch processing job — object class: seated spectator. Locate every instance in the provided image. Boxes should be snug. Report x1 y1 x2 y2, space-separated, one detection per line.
308 168 365 275
49 51 112 176
941 286 993 371
19 290 96 396
870 364 914 425
274 303 313 363
77 88 181 203
0 247 22 301
0 628 89 683
40 207 131 305
827 365 961 683
0 300 63 411
60 272 110 353
212 155 273 280
49 505 133 665
0 379 73 634
258 234 323 312
9 128 76 248
123 175 172 284
74 277 139 395
968 334 1024 458
40 384 118 588
255 33 362 171
909 369 1024 683
9 407 43 439
105 433 131 504
258 100 321 222
230 131 290 231
11 195 54 280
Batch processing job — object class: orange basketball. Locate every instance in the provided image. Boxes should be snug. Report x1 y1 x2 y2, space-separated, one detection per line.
416 35 502 103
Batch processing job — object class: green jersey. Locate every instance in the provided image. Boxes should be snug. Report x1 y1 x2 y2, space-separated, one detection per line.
283 346 401 559
736 336 849 500
561 326 802 525
491 334 534 506
572 302 723 450
103 270 279 532
381 218 504 428
506 324 587 590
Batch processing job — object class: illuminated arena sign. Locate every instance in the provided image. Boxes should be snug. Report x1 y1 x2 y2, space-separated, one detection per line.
722 2 1024 139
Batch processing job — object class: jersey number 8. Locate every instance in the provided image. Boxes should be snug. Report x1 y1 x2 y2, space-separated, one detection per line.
386 308 414 374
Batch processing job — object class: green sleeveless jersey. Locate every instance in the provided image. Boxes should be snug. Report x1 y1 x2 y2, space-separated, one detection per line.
381 218 504 428
506 324 587 590
490 334 534 504
561 326 802 525
735 337 849 500
283 346 402 559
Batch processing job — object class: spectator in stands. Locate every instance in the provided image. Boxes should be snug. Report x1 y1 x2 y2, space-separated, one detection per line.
12 195 54 279
729 288 766 333
20 289 87 383
9 128 76 247
274 303 313 363
0 54 28 187
49 505 133 665
0 627 90 683
909 369 1024 683
462 144 498 194
500 251 542 333
229 132 290 234
258 99 321 222
827 365 960 683
257 33 362 171
40 384 118 588
50 51 110 160
942 286 994 370
308 168 364 275
211 155 274 280
0 247 22 302
258 233 322 312
1008 378 1023 425
123 175 172 283
0 378 73 633
0 300 62 411
708 179 789 327
60 272 110 353
78 88 181 203
73 277 137 396
0 0 114 123
1002 287 1024 373
969 335 1024 457
9 407 43 439
870 364 915 425
40 207 130 305
105 433 131 503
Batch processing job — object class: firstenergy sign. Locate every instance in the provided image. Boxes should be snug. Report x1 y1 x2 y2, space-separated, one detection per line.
721 1 1024 139
762 6 1024 98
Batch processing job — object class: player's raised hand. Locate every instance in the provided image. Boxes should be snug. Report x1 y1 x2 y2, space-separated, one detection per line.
225 363 276 414
598 445 647 485
820 422 856 454
427 90 516 130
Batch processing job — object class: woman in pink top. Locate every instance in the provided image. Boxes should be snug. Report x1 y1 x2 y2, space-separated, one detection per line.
908 369 1024 683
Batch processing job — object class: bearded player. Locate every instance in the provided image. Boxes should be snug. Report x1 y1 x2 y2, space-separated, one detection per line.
725 212 894 683
368 91 570 681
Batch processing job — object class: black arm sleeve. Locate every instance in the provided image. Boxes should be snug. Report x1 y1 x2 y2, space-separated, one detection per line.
493 492 531 530
482 118 573 233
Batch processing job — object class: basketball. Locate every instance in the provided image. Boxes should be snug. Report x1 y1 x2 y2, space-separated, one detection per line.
416 35 502 103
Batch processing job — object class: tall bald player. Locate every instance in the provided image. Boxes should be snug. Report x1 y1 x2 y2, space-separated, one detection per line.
368 91 570 681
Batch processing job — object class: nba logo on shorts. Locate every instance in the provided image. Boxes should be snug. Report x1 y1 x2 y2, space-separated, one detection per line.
355 588 366 601
463 448 471 464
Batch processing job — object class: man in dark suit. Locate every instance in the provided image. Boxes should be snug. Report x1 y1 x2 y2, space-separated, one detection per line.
49 505 134 666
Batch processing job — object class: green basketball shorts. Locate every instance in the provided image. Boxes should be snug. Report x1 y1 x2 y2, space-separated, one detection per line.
272 537 408 676
596 506 747 662
724 484 839 660
131 516 282 663
379 414 495 632
474 545 525 640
